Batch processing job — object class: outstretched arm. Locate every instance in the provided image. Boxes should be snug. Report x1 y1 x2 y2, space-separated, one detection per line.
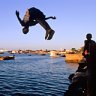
45 16 56 20
15 10 25 26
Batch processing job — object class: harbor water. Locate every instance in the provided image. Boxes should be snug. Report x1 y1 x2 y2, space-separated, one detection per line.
0 54 78 96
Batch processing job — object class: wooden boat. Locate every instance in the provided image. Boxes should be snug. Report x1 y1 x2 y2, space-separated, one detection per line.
0 56 15 60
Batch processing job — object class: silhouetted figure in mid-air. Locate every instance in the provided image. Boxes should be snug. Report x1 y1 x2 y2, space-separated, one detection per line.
16 7 56 40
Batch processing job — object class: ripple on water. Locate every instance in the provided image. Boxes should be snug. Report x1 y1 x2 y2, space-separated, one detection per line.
0 54 78 96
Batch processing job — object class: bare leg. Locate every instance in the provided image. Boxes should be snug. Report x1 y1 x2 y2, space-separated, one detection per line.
36 19 55 40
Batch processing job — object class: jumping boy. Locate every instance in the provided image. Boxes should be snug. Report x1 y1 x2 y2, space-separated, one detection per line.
16 7 56 40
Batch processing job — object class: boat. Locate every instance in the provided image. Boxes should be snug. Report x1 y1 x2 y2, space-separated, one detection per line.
0 52 4 54
50 51 58 57
0 56 15 60
60 54 66 57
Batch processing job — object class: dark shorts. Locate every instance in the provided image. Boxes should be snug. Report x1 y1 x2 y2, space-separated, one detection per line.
29 7 45 20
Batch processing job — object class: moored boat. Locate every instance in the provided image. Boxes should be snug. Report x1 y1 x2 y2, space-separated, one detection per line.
0 56 15 60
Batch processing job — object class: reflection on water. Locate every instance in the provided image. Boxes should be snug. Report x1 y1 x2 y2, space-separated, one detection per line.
0 54 78 96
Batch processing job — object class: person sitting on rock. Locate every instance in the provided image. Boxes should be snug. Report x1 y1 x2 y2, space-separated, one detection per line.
16 7 56 40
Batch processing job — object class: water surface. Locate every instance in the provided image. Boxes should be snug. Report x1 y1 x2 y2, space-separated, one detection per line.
0 54 78 96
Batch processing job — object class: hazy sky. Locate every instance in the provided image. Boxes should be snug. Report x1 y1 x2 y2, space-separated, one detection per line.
0 0 96 50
